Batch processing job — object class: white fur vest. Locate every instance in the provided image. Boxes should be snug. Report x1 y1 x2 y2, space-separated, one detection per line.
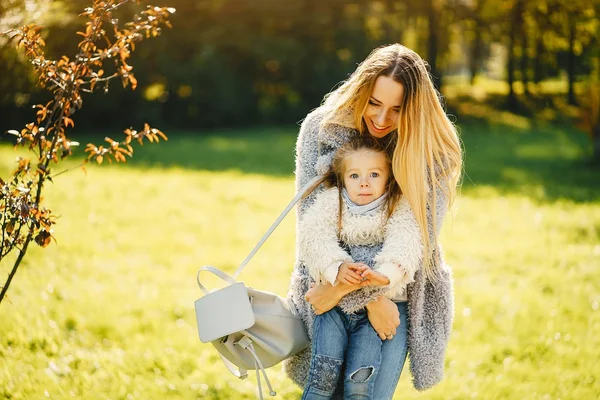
299 187 423 299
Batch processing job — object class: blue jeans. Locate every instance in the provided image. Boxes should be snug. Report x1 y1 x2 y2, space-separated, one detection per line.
302 302 408 400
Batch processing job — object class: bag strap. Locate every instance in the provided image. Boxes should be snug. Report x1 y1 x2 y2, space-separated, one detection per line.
232 175 323 279
196 265 238 295
220 354 248 380
237 336 276 399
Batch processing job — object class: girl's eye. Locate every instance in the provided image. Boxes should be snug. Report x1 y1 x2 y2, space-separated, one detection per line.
368 100 379 107
391 108 400 114
350 173 359 179
370 172 379 178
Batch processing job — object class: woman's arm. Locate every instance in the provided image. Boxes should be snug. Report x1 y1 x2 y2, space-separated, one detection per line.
295 108 357 218
428 171 450 243
304 280 361 314
366 296 401 340
304 282 402 340
295 108 327 217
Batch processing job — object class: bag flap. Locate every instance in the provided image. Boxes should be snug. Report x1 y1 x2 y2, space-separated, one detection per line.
195 282 255 343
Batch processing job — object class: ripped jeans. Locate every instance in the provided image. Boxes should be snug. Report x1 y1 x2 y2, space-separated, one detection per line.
302 306 389 399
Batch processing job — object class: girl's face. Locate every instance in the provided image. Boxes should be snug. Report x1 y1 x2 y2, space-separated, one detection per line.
342 150 390 205
362 75 404 138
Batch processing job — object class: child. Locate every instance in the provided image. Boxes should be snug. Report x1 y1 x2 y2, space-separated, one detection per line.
298 136 423 399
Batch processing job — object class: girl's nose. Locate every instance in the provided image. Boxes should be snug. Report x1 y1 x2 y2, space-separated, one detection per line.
360 179 369 187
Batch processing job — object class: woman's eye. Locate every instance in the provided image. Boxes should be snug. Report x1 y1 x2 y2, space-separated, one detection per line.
368 100 379 107
350 173 359 179
370 172 379 178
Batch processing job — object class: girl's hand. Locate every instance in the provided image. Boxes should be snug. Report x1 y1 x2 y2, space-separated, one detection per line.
366 296 400 340
336 262 363 285
305 281 360 315
360 269 390 287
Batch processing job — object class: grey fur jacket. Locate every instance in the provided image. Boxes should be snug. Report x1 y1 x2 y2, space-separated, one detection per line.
283 106 454 391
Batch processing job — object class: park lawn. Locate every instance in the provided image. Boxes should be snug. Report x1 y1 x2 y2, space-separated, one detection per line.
0 120 599 400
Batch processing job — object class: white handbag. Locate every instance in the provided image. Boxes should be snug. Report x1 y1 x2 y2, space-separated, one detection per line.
195 175 322 399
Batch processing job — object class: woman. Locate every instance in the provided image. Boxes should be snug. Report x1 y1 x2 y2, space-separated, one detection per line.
283 43 462 398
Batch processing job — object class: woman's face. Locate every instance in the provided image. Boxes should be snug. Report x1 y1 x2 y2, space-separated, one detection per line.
362 75 404 138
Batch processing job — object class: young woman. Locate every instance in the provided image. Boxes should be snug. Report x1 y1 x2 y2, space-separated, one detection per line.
284 43 462 398
299 136 423 399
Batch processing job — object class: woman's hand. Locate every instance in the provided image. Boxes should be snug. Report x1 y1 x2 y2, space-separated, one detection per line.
366 296 400 340
305 281 360 315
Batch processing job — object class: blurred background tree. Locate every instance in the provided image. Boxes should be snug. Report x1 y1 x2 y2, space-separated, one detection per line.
1 0 599 161
0 0 172 303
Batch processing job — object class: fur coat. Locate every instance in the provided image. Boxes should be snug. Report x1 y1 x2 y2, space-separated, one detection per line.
283 106 455 391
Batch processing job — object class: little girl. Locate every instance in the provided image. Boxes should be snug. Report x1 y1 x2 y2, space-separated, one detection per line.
298 136 423 399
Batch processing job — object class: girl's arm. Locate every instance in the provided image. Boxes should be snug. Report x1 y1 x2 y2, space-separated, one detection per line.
298 189 354 286
372 198 424 291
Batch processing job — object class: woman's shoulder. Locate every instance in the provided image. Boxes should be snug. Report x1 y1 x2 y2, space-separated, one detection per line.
299 106 328 135
300 106 357 145
320 119 358 149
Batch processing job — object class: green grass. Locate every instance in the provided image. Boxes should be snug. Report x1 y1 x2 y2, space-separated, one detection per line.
1 120 599 399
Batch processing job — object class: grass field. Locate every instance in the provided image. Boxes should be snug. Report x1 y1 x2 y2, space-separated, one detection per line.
1 117 599 399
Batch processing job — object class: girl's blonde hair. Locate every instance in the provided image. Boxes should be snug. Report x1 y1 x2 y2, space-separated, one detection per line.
312 136 402 232
321 43 463 280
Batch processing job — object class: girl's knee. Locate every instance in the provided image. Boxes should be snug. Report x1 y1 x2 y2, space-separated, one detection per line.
305 354 343 395
344 365 377 398
349 365 375 382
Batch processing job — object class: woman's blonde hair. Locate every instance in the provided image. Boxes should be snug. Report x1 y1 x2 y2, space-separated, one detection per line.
321 43 463 280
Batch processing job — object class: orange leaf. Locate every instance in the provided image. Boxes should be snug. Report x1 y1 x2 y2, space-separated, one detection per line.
156 130 168 141
129 74 137 90
63 117 74 128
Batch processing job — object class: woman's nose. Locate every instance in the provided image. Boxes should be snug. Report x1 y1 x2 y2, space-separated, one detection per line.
376 110 390 125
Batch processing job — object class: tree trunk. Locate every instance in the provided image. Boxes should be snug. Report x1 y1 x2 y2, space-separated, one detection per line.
427 0 441 91
533 34 543 85
384 0 398 42
506 0 523 110
470 25 482 85
567 15 577 105
594 123 600 166
520 39 530 96
507 15 517 110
